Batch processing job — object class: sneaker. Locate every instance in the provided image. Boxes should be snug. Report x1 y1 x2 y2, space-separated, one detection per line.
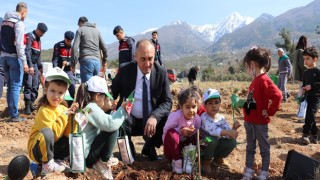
172 159 183 174
30 161 41 178
183 158 193 174
256 170 269 180
241 167 254 180
41 159 65 175
93 159 113 180
106 156 119 166
213 157 230 169
302 135 310 145
9 116 27 122
310 136 318 144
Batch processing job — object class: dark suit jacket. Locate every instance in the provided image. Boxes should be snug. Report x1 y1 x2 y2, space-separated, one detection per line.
111 61 172 122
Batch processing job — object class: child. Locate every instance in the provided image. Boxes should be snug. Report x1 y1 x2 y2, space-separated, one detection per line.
190 85 206 116
75 76 128 179
27 67 79 175
301 46 320 145
277 48 292 102
242 47 282 180
200 88 240 175
163 87 201 174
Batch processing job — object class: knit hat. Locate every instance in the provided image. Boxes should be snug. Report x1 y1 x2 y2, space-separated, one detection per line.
64 31 74 40
113 25 123 35
37 23 47 33
45 67 71 85
203 88 220 103
86 76 113 100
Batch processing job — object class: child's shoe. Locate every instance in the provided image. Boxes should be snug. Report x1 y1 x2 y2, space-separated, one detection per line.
302 134 310 145
201 159 213 176
93 159 113 179
241 167 254 180
106 156 119 166
256 170 269 180
41 159 65 175
213 157 230 169
171 159 183 174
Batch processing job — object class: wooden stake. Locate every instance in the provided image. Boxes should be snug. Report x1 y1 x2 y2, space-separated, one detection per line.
197 129 201 178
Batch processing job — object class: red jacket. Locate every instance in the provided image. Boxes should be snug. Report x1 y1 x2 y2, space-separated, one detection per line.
243 73 282 124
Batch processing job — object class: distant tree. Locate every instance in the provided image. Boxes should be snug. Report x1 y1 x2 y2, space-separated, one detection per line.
201 64 214 81
228 66 235 74
275 28 295 61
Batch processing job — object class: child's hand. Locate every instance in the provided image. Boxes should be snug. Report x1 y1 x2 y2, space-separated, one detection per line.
181 127 195 137
262 109 268 118
67 102 79 115
121 100 128 112
228 130 238 139
232 120 241 130
303 85 311 91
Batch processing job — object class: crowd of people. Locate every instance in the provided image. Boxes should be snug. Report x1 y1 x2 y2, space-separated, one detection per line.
1 2 319 180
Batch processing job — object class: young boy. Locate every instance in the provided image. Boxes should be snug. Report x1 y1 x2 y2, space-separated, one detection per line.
301 46 320 145
200 88 240 175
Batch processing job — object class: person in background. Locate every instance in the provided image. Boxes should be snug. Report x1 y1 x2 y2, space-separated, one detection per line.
52 31 75 106
293 35 307 97
200 88 239 175
0 2 29 122
27 67 79 175
188 66 199 86
23 22 47 115
111 39 172 161
72 16 108 83
277 48 292 103
151 31 163 66
301 46 320 145
241 47 282 180
113 25 135 68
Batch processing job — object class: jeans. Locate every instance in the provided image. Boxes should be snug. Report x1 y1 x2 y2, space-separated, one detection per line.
2 56 23 118
79 58 100 83
0 57 4 98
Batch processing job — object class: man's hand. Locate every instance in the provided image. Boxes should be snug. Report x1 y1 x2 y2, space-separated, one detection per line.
29 67 34 75
23 64 29 73
144 115 157 137
303 85 311 91
62 61 68 66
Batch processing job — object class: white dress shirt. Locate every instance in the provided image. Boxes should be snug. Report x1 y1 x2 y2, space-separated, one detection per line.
131 66 152 119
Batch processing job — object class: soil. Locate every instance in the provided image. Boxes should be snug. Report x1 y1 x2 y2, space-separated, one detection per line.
0 81 319 180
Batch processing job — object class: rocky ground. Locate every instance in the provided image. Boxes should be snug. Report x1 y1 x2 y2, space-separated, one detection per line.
0 81 319 180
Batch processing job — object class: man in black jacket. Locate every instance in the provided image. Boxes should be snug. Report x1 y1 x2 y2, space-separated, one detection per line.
112 39 172 161
151 31 163 66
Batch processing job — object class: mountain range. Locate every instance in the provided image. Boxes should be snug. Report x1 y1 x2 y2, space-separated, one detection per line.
107 0 320 62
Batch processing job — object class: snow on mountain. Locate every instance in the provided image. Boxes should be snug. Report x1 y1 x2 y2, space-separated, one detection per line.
190 12 254 42
213 12 254 42
140 28 158 34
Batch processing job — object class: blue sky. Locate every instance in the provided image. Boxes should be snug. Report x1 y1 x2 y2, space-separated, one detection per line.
0 0 314 49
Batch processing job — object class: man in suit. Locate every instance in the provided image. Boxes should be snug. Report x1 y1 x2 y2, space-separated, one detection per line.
112 39 172 161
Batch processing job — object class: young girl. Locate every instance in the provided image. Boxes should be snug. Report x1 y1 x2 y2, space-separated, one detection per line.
75 76 128 179
163 87 201 174
28 67 79 175
242 47 282 180
200 88 240 175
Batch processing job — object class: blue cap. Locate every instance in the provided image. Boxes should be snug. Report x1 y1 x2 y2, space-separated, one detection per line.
37 23 47 33
64 31 74 40
113 25 123 35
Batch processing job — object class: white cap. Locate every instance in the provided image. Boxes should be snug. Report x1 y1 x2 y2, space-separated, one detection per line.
45 67 71 85
86 76 113 100
203 88 220 103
